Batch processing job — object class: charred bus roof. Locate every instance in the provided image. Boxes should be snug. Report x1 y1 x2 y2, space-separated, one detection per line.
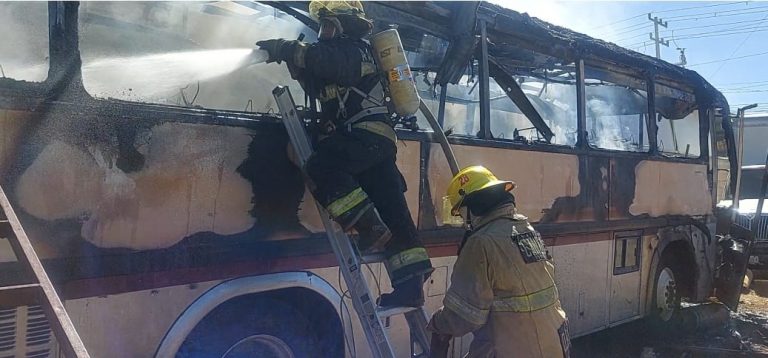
0 1 729 119
277 1 727 111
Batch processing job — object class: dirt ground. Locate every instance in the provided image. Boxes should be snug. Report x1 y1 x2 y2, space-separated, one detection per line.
571 284 768 357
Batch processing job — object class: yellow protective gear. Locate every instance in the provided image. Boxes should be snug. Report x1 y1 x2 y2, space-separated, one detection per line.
308 0 367 21
326 187 368 219
445 166 515 216
428 203 570 358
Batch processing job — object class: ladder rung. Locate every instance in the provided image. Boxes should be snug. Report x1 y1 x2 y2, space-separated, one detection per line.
377 305 418 319
0 283 41 308
360 253 386 264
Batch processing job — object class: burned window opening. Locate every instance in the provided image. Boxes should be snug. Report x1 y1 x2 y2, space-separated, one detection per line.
78 2 310 112
0 2 49 82
656 111 701 158
585 71 650 153
489 60 578 146
654 83 701 159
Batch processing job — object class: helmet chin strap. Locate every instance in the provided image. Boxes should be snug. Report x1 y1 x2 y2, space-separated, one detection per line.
318 17 344 40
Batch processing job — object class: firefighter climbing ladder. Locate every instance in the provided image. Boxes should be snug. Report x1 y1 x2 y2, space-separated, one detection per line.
0 185 90 358
273 86 431 358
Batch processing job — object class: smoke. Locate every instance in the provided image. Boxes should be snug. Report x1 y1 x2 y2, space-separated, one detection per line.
414 71 580 144
0 2 49 81
585 83 650 152
79 2 311 111
81 48 260 103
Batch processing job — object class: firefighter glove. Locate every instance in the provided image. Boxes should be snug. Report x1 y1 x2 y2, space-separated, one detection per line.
256 39 299 64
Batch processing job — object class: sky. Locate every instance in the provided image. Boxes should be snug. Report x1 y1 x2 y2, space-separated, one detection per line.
490 0 768 116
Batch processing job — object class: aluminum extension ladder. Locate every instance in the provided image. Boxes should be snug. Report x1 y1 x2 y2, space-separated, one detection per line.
273 86 431 358
0 185 90 357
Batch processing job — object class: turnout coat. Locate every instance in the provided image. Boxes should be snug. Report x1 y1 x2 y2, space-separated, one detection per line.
428 203 570 358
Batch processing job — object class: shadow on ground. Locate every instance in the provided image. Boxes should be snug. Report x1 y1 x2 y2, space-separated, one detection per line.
572 301 768 357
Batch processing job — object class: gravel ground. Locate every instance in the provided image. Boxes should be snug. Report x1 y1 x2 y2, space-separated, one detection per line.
571 287 768 357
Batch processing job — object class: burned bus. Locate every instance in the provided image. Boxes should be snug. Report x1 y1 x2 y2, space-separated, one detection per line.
0 1 743 357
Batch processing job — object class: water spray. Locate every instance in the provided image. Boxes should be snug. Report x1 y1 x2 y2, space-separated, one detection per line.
242 49 270 67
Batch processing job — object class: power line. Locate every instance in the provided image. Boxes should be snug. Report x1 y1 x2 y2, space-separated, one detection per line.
687 50 768 67
663 4 768 20
710 12 768 79
718 80 768 86
721 83 768 91
722 89 768 93
626 26 768 47
616 18 764 44
675 27 768 41
589 14 645 31
652 2 749 15
590 2 749 30
611 21 652 35
659 18 767 34
667 8 768 23
672 25 768 39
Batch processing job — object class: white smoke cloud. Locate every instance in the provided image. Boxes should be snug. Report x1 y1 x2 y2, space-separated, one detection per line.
0 2 49 81
79 2 311 111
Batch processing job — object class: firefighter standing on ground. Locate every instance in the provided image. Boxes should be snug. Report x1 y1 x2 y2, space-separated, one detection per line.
257 0 432 307
429 166 571 357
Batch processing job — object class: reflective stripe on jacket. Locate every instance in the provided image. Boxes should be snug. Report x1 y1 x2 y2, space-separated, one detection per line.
429 203 570 358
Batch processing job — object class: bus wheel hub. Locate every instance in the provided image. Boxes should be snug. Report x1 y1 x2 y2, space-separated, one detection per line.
222 334 295 358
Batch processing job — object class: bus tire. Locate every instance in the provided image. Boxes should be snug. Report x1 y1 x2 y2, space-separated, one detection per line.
175 295 324 358
648 251 682 330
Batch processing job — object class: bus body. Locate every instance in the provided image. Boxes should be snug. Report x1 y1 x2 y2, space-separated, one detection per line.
0 2 741 357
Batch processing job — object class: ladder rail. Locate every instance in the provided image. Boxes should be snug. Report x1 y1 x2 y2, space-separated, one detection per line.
0 185 91 358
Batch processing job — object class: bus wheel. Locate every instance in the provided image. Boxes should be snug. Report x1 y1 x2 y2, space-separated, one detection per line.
649 252 682 328
176 295 321 358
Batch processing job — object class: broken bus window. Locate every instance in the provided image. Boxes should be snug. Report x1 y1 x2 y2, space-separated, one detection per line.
585 67 650 153
0 2 49 82
78 1 309 111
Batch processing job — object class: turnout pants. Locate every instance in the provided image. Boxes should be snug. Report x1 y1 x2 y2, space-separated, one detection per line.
305 127 433 285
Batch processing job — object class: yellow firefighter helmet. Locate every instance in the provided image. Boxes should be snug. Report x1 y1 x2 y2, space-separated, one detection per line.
445 166 516 216
308 0 367 21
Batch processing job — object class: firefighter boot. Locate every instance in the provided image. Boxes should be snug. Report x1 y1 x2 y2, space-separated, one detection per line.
377 274 425 308
352 206 392 255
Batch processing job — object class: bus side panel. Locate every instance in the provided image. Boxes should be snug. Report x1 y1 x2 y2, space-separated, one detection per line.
629 161 712 217
426 143 582 225
65 281 218 358
7 112 424 256
549 235 611 336
0 109 32 179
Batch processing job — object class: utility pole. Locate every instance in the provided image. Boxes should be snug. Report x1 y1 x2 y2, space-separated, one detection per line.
648 13 670 59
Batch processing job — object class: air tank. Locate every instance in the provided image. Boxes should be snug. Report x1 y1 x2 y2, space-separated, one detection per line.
371 29 421 117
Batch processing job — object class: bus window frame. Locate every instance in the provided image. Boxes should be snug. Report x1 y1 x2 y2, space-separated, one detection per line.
582 64 651 154
456 54 710 166
0 2 716 172
0 2 59 108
